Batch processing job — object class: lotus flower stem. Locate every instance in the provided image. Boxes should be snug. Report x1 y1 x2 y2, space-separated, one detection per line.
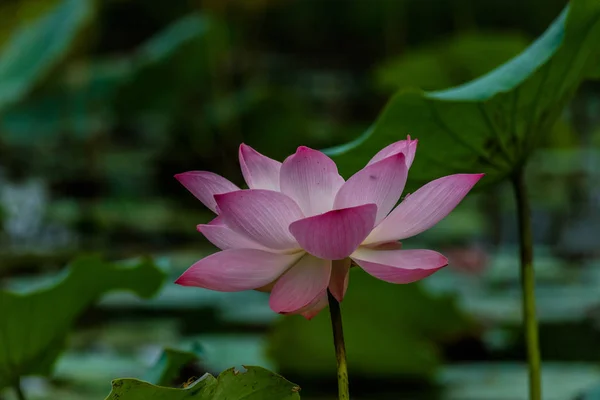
513 170 541 400
328 289 349 400
13 378 27 400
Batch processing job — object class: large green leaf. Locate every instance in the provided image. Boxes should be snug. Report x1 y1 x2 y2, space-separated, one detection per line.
268 269 473 379
0 0 94 111
0 256 166 388
326 0 600 189
106 366 301 399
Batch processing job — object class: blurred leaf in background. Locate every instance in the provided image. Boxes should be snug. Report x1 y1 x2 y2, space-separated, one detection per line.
0 0 95 112
0 256 165 389
116 13 229 119
0 9 235 208
0 12 220 148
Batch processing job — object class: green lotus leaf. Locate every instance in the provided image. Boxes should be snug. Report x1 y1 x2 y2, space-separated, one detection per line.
106 366 301 399
327 0 600 190
0 256 166 388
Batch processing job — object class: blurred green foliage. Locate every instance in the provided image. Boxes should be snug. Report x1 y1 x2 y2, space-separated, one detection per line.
0 0 94 111
0 10 226 183
0 256 165 389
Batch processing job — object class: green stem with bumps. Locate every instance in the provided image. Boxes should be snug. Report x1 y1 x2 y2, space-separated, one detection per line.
328 289 349 400
513 169 542 400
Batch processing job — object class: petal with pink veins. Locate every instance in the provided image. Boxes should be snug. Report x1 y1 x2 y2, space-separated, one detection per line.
328 258 351 302
215 189 304 251
289 203 377 260
367 136 418 169
334 153 408 224
174 171 239 214
365 173 484 244
175 249 303 291
269 254 331 314
239 144 282 191
280 146 345 216
197 216 267 251
351 247 447 284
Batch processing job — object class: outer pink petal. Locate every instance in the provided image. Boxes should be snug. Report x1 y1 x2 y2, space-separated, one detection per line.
175 171 239 214
175 249 303 291
280 146 345 216
197 216 267 251
239 144 282 191
328 258 351 302
269 254 331 313
334 153 408 224
351 248 447 284
298 291 328 320
365 173 484 244
215 189 304 251
367 136 418 169
289 204 377 260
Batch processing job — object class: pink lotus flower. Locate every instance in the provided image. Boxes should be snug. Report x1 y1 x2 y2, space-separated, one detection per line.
175 138 483 319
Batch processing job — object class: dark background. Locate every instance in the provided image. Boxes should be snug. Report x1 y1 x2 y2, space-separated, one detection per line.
3 0 600 399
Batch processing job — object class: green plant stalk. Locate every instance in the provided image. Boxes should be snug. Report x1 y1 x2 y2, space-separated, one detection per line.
14 378 27 400
328 290 349 400
513 170 541 400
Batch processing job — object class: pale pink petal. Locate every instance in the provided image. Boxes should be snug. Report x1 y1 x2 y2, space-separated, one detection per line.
175 171 239 214
197 216 267 251
215 189 304 251
269 254 331 313
334 153 408 224
367 136 418 168
289 204 377 260
298 291 328 320
351 247 447 284
365 173 484 244
175 249 303 291
328 258 351 302
280 146 345 216
239 144 282 191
